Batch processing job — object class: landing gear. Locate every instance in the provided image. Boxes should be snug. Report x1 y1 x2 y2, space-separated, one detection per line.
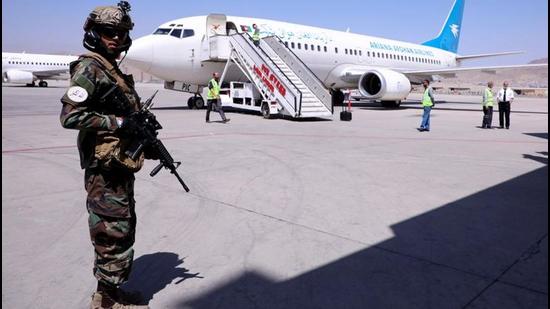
187 95 205 109
38 81 48 87
194 97 205 109
331 89 345 107
187 97 196 109
381 101 401 109
26 82 36 87
261 102 273 119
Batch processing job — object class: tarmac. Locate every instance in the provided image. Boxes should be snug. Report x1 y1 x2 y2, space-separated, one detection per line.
2 81 548 308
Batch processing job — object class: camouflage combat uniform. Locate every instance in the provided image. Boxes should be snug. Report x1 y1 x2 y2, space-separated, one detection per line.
60 52 142 287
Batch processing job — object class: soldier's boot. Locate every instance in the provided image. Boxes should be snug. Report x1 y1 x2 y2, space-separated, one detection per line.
116 289 145 305
90 292 149 309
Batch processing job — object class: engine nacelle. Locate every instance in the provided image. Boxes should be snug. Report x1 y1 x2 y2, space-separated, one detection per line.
3 70 34 84
358 68 411 101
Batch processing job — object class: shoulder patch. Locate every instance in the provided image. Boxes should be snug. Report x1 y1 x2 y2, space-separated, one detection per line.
66 86 89 103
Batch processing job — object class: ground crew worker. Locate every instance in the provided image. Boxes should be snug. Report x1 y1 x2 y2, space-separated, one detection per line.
497 81 515 129
418 79 435 132
206 72 230 123
252 24 261 47
59 2 151 308
481 81 495 129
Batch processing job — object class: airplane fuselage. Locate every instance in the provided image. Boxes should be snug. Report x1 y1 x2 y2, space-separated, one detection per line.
126 15 459 89
2 52 77 86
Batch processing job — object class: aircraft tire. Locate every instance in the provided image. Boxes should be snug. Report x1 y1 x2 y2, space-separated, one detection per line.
332 90 345 107
187 97 196 109
38 81 48 87
261 102 272 119
194 97 205 109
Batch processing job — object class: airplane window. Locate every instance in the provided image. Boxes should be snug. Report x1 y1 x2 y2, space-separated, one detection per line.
182 29 195 38
291 42 295 49
324 46 327 52
154 28 171 35
311 44 314 50
177 24 183 27
317 46 321 52
285 41 289 47
367 51 370 57
344 49 347 55
335 47 338 54
169 24 176 27
170 29 182 38
359 50 362 56
298 43 301 49
305 44 308 50
354 50 357 56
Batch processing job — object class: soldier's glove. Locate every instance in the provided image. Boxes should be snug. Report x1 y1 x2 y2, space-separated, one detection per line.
116 114 141 135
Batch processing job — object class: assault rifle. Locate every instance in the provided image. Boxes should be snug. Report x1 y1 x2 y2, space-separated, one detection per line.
125 90 190 192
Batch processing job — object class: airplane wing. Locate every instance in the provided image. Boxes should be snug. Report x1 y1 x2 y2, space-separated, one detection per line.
33 69 69 79
403 64 548 79
455 51 524 61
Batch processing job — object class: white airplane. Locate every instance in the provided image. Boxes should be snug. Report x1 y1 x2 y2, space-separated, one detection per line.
2 52 78 87
125 0 546 111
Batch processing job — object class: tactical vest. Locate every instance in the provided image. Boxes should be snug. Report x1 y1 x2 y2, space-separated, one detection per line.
207 78 220 100
422 88 433 107
82 53 145 172
82 52 141 115
484 88 494 107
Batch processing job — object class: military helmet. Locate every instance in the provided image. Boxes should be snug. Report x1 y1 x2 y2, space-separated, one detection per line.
84 1 134 32
83 1 134 55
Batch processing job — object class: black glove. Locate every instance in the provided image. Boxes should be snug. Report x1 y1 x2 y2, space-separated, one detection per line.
117 114 141 135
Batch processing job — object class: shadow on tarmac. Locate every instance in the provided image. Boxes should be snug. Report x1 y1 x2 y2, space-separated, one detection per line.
525 133 549 140
122 252 203 304
170 153 548 308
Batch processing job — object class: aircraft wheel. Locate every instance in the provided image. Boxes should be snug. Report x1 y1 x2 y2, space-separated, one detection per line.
381 101 401 109
194 97 205 109
187 97 196 109
332 89 345 106
38 81 48 87
261 102 273 119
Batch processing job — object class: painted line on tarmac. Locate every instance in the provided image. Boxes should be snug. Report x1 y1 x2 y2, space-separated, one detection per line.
3 132 546 154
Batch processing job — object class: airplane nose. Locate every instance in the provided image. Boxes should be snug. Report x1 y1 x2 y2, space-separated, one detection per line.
125 35 154 72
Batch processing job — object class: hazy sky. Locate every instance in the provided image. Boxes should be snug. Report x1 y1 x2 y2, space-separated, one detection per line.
2 0 548 66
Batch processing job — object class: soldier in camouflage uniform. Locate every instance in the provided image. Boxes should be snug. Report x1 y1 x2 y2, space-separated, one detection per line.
60 2 151 308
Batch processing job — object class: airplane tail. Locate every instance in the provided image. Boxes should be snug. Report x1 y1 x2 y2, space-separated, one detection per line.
422 0 465 54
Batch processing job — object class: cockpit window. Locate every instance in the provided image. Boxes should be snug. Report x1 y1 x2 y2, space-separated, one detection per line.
182 29 195 38
170 29 182 38
154 28 171 35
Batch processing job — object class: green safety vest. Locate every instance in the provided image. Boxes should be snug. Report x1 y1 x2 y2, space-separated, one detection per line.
253 29 260 41
483 88 494 107
207 79 220 100
422 88 433 107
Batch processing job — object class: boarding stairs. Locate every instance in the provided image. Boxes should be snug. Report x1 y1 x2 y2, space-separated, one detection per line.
222 34 333 118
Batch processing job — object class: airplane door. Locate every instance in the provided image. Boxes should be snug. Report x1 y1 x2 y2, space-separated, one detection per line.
202 14 228 60
207 14 227 38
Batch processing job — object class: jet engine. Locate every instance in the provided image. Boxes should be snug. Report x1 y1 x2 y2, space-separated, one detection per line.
3 70 34 84
358 68 411 101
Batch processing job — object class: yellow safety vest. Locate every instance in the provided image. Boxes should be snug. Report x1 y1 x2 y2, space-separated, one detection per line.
484 88 494 107
422 88 433 107
207 79 220 100
253 29 260 41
